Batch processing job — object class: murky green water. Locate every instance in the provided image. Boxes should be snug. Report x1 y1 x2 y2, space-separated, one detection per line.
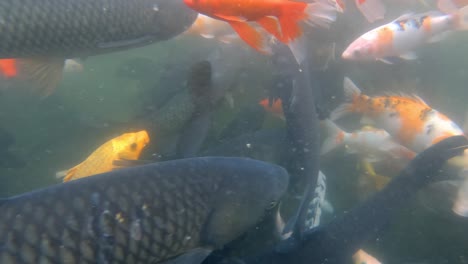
1 1 468 263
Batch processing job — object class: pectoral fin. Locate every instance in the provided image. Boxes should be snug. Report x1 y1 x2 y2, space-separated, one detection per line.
1 58 66 98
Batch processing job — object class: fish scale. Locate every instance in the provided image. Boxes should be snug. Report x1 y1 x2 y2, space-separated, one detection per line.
0 157 288 264
0 167 215 263
0 0 196 58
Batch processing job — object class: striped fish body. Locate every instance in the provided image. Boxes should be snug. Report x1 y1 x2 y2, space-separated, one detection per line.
0 157 288 263
0 0 197 58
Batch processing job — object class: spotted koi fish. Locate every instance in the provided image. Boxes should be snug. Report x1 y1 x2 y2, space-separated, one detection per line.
331 77 465 153
342 8 468 62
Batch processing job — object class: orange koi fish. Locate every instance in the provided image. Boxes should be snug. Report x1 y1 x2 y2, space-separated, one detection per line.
342 8 468 62
57 130 150 182
184 0 337 63
259 98 285 120
331 77 464 153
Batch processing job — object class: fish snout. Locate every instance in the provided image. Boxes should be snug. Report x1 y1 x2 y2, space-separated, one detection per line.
341 48 353 60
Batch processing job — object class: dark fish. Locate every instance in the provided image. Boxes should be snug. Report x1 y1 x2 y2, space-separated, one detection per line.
149 61 213 137
176 61 214 158
0 0 197 97
0 157 288 263
270 43 322 240
224 136 468 264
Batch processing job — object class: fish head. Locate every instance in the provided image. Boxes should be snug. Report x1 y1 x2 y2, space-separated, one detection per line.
116 130 150 160
342 32 377 61
203 158 289 247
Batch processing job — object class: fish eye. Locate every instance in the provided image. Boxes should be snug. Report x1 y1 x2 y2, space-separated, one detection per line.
268 201 278 209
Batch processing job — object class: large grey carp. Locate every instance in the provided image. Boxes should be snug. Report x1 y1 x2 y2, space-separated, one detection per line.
0 0 197 96
0 157 289 263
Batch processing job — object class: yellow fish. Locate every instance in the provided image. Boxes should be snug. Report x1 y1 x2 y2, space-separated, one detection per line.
58 130 150 182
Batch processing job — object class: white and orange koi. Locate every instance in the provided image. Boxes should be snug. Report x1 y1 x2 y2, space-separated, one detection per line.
331 77 465 152
342 7 468 62
321 119 416 162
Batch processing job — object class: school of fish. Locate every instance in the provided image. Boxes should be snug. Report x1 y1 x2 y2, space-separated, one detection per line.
1 0 468 263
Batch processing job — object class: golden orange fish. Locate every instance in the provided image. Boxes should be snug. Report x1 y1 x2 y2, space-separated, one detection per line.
58 130 150 182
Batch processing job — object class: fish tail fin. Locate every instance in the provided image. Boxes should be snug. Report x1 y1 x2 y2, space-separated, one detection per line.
452 5 468 30
278 1 337 41
276 3 307 44
228 21 273 54
438 0 458 13
0 58 65 98
275 2 336 64
303 2 338 28
256 16 283 41
321 119 347 155
330 77 362 120
355 0 386 23
57 165 79 182
288 36 308 64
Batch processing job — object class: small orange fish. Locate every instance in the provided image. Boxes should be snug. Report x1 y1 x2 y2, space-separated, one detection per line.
184 0 337 63
259 98 285 120
58 130 150 182
331 77 464 152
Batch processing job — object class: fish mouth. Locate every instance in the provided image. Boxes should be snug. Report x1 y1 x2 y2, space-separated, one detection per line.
341 48 353 60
